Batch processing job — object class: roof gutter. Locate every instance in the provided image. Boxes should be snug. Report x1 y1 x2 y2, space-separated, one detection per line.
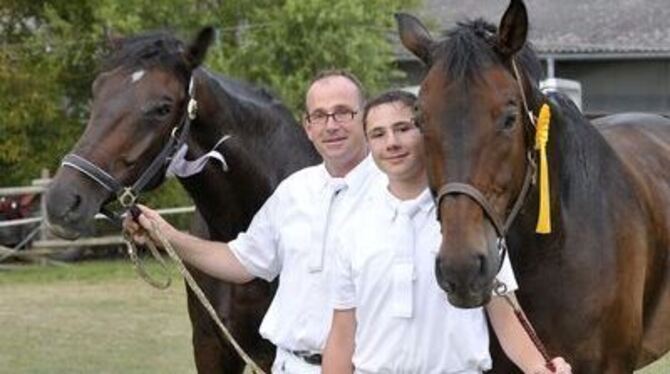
538 52 670 61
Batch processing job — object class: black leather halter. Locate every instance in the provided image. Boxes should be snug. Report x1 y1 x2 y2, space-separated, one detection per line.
61 76 197 225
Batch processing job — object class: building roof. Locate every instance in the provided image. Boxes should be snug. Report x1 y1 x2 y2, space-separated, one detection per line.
407 0 670 59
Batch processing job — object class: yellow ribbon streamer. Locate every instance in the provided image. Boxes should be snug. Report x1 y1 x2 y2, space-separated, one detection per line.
534 104 551 234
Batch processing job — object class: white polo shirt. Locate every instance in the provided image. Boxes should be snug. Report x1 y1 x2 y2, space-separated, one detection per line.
229 155 382 355
331 182 518 374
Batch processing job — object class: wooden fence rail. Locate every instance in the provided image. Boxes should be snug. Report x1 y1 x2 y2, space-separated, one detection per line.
1 170 196 260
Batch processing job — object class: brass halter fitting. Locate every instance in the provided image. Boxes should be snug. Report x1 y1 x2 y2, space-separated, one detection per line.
118 187 138 208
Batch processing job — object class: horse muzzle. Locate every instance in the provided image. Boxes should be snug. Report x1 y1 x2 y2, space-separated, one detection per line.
44 170 106 239
434 250 496 308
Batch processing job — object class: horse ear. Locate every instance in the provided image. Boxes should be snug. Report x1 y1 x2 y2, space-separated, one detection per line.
496 0 528 57
103 27 124 51
395 13 435 65
185 26 216 70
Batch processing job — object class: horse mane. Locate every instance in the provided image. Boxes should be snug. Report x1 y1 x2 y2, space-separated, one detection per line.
546 92 619 201
198 68 318 175
103 29 287 112
207 72 288 110
435 19 543 84
433 18 623 209
102 30 189 81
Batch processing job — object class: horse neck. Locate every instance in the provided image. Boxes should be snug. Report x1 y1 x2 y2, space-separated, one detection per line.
512 91 625 247
177 68 319 239
192 68 318 174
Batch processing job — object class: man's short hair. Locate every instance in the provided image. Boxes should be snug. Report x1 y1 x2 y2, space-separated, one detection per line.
305 69 366 109
363 90 417 130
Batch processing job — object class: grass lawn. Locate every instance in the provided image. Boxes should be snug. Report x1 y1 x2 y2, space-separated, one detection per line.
0 260 196 373
0 260 668 373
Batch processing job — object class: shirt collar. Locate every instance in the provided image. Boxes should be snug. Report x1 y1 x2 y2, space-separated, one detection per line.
382 186 435 218
318 154 377 192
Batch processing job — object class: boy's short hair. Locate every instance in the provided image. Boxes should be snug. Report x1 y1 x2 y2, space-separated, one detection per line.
363 90 417 130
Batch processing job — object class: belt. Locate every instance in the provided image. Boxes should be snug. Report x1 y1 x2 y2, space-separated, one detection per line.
289 349 323 365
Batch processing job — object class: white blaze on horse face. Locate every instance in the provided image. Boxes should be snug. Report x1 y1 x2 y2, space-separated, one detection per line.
131 70 145 84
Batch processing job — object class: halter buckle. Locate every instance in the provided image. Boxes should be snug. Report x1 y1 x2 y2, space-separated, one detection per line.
496 237 508 254
118 188 138 208
493 278 509 296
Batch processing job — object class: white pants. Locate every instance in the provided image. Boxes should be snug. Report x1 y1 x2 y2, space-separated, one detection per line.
272 347 322 374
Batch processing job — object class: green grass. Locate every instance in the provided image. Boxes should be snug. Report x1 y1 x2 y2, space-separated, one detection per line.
0 259 151 284
0 260 196 373
640 355 670 374
0 260 668 373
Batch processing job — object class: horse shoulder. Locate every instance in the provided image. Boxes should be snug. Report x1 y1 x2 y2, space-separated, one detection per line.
594 114 670 208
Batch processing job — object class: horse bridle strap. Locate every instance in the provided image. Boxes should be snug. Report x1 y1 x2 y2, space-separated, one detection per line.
61 76 196 223
62 153 123 194
435 152 536 238
437 183 505 236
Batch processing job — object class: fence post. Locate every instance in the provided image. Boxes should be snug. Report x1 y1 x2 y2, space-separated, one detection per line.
32 168 51 241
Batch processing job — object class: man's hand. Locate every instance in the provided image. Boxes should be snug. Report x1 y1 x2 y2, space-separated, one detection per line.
531 357 572 374
122 204 176 246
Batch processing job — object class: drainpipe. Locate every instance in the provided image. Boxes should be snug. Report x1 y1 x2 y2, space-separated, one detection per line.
546 56 555 78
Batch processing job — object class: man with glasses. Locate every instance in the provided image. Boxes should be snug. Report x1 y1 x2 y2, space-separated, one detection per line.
124 70 381 373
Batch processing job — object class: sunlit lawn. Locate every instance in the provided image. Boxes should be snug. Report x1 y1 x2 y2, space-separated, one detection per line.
0 260 196 373
0 260 667 373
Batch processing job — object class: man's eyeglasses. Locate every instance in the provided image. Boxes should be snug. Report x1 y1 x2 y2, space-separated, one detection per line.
306 108 358 126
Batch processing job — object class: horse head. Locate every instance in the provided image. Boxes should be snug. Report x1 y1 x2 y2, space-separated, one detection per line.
45 27 215 239
397 0 545 308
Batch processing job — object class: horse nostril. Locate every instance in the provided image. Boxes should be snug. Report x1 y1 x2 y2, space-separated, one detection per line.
71 194 82 212
477 254 487 277
435 258 455 293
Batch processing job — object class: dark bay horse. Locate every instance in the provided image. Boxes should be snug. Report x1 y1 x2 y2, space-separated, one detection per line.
44 27 319 372
397 1 670 372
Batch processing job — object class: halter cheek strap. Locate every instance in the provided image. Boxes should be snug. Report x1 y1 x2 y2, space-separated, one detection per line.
434 151 536 272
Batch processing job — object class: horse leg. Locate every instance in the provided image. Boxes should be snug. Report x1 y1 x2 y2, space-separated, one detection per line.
598 354 638 374
185 213 245 373
639 294 670 368
228 280 276 371
186 273 276 373
636 250 670 368
186 281 245 373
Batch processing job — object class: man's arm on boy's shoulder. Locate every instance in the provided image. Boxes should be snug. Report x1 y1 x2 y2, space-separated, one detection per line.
323 308 356 374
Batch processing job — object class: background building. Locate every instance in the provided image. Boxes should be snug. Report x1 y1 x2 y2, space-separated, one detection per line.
398 0 670 117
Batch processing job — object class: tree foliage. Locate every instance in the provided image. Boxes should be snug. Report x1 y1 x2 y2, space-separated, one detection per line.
0 0 419 194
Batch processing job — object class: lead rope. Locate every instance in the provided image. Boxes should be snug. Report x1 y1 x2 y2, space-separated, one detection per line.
124 231 172 289
122 220 267 374
494 279 556 372
507 58 556 373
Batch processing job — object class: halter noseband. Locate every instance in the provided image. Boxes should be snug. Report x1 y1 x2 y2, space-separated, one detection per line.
61 75 198 225
433 58 539 268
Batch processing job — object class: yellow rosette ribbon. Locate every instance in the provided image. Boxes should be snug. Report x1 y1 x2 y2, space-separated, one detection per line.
535 104 551 234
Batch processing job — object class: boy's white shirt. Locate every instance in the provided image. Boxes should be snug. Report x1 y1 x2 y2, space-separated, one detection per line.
331 178 518 374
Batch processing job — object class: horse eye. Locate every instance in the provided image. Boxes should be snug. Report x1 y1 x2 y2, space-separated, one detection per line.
148 103 172 118
501 112 517 130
